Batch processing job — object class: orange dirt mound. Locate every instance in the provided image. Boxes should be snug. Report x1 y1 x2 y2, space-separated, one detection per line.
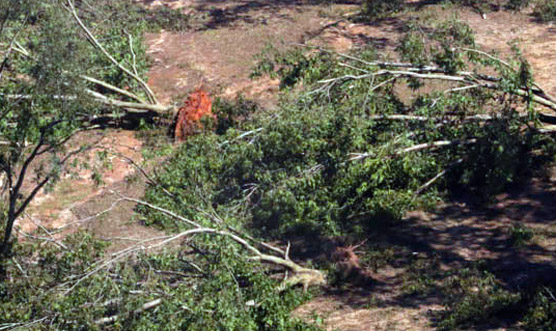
331 242 374 286
174 89 215 141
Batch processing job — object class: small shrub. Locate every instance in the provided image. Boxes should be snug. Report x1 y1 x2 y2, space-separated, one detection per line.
436 269 521 330
360 0 404 19
533 0 556 22
213 96 259 135
506 0 531 10
143 6 191 32
523 287 556 331
509 224 535 246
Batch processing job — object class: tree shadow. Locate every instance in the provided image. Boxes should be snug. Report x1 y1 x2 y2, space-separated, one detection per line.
340 175 554 328
288 172 555 329
189 0 359 30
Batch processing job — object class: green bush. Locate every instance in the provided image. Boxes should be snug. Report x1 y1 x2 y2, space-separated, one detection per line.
506 0 531 10
534 0 556 22
509 224 535 246
435 268 521 330
523 287 556 331
361 0 404 19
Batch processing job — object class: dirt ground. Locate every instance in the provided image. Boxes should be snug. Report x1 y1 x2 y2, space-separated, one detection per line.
15 1 556 330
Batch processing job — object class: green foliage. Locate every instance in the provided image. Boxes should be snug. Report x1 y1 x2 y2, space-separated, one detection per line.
76 0 191 33
360 0 404 19
449 113 537 200
213 96 260 135
508 224 535 246
141 98 439 238
398 18 477 74
533 0 556 22
0 0 192 251
506 0 531 10
145 18 550 245
523 287 556 331
357 0 535 17
436 268 522 330
140 6 192 32
0 0 102 250
251 44 336 89
0 231 316 329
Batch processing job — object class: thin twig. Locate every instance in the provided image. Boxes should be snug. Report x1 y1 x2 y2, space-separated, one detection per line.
128 33 139 76
414 158 464 195
349 139 477 162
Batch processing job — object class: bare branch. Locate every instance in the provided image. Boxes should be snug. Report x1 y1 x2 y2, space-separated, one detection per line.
85 89 173 114
95 298 162 326
64 0 159 105
349 139 478 162
414 158 464 196
62 192 326 295
81 75 146 104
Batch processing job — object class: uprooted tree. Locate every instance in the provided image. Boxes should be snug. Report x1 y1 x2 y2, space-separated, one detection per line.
1 0 556 329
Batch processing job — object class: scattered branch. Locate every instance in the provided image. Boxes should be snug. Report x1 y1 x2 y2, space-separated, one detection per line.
62 191 325 296
414 158 464 196
64 0 158 105
81 75 146 104
349 138 478 162
95 298 162 326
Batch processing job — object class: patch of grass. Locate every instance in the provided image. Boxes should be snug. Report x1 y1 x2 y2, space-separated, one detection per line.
400 253 442 296
360 0 404 19
509 224 535 246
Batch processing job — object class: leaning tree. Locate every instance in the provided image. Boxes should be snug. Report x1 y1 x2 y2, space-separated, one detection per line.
0 0 178 255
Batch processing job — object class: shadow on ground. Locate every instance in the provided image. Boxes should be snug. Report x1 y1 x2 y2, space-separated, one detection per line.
292 173 555 330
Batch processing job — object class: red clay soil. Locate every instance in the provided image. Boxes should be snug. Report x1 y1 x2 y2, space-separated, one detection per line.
14 1 555 329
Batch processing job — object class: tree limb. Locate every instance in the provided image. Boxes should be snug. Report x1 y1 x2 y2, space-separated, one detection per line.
64 0 159 105
81 75 146 104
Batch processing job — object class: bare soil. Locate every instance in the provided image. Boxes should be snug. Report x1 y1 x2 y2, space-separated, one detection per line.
15 1 556 330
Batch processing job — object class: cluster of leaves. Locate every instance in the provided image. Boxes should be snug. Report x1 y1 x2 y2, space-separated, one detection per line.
401 256 556 330
360 0 404 19
533 0 556 22
508 224 535 246
0 232 314 329
435 267 522 330
522 286 556 331
251 44 337 89
397 18 476 74
144 18 553 243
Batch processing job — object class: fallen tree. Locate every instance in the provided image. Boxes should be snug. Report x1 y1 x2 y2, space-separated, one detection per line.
0 0 178 253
